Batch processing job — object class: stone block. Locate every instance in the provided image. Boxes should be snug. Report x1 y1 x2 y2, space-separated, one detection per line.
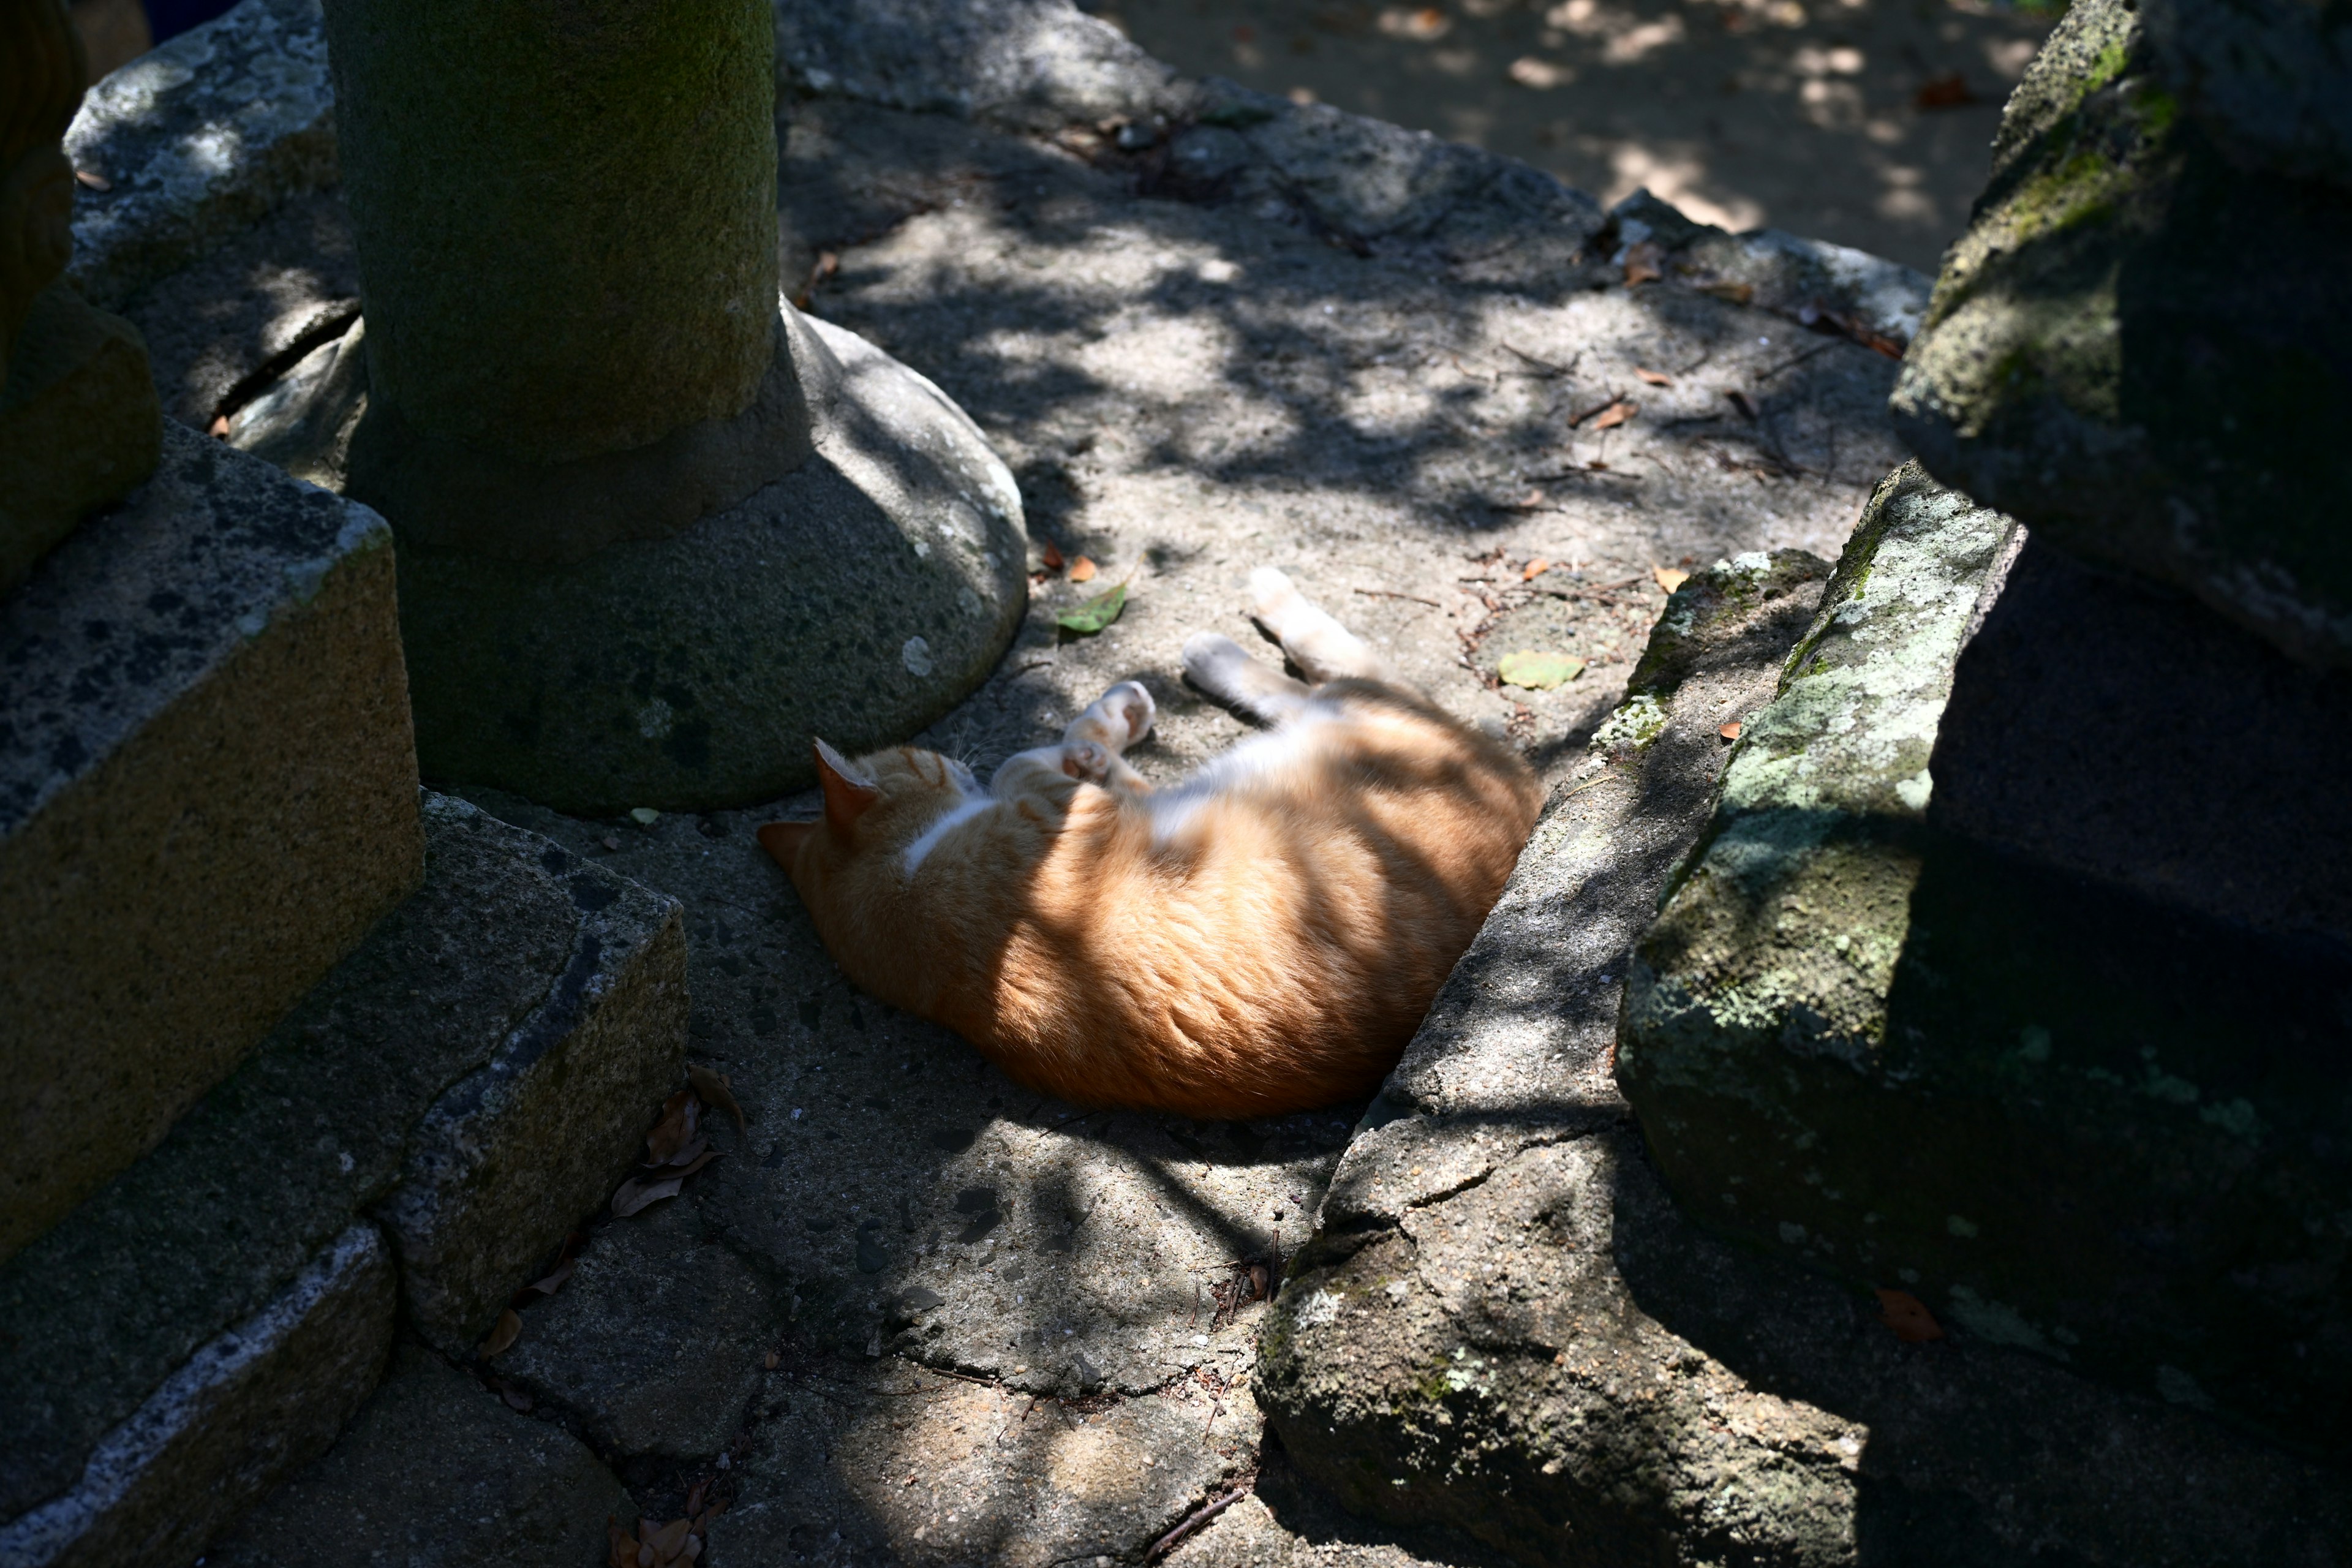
203 1344 631 1568
0 420 421 1264
64 0 337 312
1261 535 2352 1564
0 1224 393 1568
1618 462 2352 1455
379 799 692 1355
1890 0 2352 666
0 793 684 1536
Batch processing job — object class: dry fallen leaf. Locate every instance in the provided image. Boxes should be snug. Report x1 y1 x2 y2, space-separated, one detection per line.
1654 565 1691 593
612 1174 686 1218
1497 650 1585 690
764 1350 780 1370
1697 279 1755 306
1041 541 1065 571
206 413 230 439
1635 367 1673 386
1521 557 1551 581
478 1308 521 1359
526 1257 576 1297
74 168 111 191
1913 70 1977 110
1876 1287 1946 1343
1719 720 1744 741
1621 239 1664 287
646 1091 699 1165
687 1065 748 1133
1588 399 1636 431
1068 555 1099 583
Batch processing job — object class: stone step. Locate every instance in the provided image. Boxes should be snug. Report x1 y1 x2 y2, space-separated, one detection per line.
0 793 687 1567
1 418 422 1264
1618 461 2352 1456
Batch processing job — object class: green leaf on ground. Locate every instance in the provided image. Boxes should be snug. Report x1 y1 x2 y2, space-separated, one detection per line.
1057 581 1128 635
1498 649 1585 690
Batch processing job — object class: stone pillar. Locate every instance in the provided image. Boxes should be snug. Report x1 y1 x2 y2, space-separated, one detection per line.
0 0 160 596
320 0 1027 812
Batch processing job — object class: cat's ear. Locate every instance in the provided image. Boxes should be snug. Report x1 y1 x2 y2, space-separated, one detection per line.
756 820 813 867
812 739 881 837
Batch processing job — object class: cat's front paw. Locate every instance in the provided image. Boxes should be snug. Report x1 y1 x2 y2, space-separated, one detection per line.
1059 740 1114 782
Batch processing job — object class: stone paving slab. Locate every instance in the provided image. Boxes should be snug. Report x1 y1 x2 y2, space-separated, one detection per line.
0 794 681 1541
0 420 420 1263
206 1344 632 1568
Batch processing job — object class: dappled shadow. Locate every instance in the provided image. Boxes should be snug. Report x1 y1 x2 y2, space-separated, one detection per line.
1099 0 2055 273
778 94 1907 585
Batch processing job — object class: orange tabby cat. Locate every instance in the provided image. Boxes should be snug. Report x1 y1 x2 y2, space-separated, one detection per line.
758 570 1542 1118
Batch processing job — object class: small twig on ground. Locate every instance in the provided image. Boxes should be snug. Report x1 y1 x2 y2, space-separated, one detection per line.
1147 1476 1257 1561
1352 586 1444 608
1755 340 1842 383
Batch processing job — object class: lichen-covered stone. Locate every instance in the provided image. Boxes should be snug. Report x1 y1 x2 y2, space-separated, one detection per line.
203 1344 631 1568
64 0 337 311
0 1225 393 1568
1264 529 2352 1563
1890 0 2352 667
0 794 680 1523
0 421 420 1264
1619 462 2352 1457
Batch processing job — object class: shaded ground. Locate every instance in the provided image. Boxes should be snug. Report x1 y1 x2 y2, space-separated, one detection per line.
132 52 1911 1568
1091 0 2054 271
442 95 1904 1562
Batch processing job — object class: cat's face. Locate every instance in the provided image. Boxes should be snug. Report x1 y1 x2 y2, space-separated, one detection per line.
757 739 977 913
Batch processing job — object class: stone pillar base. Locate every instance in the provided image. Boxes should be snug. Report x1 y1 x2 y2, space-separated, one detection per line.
391 306 1027 813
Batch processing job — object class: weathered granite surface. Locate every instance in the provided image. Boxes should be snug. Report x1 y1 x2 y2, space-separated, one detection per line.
498 1193 777 1460
1261 537 2352 1564
0 420 420 1264
1890 0 2352 667
0 794 682 1533
0 1225 393 1568
376 796 692 1354
64 0 336 311
1619 463 2352 1457
206 1345 631 1568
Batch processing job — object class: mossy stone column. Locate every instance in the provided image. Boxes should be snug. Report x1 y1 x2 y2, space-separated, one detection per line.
318 0 1027 810
326 0 809 560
